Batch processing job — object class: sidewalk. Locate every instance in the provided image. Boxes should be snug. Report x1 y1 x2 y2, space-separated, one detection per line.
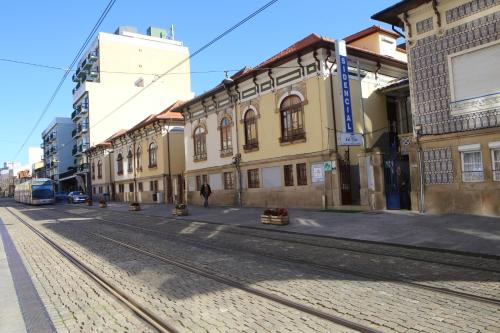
0 219 27 333
92 202 500 257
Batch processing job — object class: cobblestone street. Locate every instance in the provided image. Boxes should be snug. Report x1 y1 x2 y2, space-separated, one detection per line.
2 199 500 332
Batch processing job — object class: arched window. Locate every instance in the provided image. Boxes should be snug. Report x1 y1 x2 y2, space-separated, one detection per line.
148 142 157 167
280 95 305 142
244 110 258 150
220 117 232 156
116 153 123 175
193 126 207 161
91 162 95 180
97 160 102 179
127 149 133 173
136 146 142 171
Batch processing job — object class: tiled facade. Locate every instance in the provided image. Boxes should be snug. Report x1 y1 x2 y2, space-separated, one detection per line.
410 10 500 135
374 0 500 215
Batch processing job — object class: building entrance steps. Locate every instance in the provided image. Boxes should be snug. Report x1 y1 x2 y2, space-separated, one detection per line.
84 202 500 257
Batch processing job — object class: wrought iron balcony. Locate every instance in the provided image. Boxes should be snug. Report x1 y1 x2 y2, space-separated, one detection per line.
71 129 77 138
193 153 207 162
72 145 78 156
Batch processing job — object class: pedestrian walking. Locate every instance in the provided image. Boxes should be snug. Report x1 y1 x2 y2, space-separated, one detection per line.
200 181 212 208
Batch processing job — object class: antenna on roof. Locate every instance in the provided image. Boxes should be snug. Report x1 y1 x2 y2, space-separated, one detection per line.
168 24 175 40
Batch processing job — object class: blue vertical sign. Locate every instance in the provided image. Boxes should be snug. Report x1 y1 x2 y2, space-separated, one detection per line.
336 40 354 133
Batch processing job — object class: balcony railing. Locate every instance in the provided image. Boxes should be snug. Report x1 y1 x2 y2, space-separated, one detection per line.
72 129 78 138
88 51 98 62
72 73 79 83
279 130 305 144
193 152 207 162
80 123 89 133
243 141 259 151
72 145 78 156
59 168 76 179
80 102 89 113
220 147 233 157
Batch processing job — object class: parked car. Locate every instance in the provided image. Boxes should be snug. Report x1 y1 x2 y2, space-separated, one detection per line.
67 191 89 204
55 192 68 202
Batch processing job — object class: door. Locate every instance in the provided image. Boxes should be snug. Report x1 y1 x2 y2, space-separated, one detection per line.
339 159 352 205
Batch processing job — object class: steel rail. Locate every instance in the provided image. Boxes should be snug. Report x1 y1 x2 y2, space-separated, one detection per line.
4 207 179 333
81 214 500 308
23 203 500 308
82 206 500 273
8 205 381 333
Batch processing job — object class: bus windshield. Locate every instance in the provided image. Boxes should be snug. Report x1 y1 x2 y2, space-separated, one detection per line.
32 184 54 199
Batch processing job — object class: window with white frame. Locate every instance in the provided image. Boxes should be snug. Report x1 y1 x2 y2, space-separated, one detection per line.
459 144 484 182
489 142 500 181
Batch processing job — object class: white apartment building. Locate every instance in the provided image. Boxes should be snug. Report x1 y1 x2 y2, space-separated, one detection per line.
71 26 194 190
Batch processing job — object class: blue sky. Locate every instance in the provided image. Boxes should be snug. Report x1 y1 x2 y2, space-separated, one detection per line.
0 0 399 165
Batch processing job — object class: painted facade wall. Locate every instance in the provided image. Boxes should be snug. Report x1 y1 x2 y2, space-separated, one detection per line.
181 42 407 209
91 119 185 204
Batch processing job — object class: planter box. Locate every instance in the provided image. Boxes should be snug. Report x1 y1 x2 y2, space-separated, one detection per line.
261 214 289 225
172 208 188 216
129 205 141 211
86 201 93 206
99 203 107 208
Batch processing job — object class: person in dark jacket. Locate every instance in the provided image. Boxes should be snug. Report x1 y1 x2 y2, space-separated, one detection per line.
200 182 212 208
396 166 411 210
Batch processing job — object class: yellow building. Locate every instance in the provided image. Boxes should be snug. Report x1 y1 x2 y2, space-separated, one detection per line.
175 28 408 209
89 102 185 204
373 0 500 215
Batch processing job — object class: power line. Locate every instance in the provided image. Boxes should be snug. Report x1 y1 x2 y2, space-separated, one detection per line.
76 0 280 144
0 56 303 76
47 0 280 170
13 0 118 160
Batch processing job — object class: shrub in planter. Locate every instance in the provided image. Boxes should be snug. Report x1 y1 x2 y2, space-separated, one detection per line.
172 202 188 216
98 197 107 208
86 198 93 206
261 208 289 225
129 202 141 211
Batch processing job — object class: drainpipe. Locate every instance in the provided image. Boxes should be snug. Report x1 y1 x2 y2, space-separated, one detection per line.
108 148 114 201
415 125 425 213
166 119 172 204
132 138 137 203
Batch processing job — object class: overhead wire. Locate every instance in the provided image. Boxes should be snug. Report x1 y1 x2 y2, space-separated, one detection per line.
45 0 281 168
12 0 118 160
0 56 304 76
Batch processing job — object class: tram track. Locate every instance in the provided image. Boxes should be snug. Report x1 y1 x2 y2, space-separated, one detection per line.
79 205 500 274
72 211 500 308
5 207 179 333
6 205 382 333
19 203 500 309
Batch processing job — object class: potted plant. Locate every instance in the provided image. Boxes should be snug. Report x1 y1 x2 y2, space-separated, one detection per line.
98 196 107 208
86 198 93 206
172 203 188 216
261 208 289 225
129 202 141 211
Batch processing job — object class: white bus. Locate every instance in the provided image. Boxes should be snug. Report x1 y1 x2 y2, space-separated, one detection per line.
15 178 55 205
